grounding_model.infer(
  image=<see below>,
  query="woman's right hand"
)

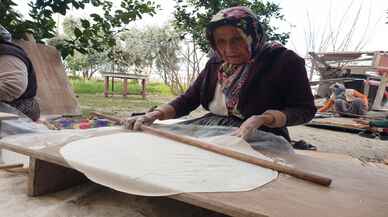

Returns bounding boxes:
[122,111,162,131]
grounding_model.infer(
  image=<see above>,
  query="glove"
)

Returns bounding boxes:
[123,111,162,131]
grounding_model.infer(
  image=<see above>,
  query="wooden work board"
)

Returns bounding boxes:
[14,39,81,116]
[1,133,388,217]
[306,117,369,133]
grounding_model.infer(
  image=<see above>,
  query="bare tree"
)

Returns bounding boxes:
[303,0,379,81]
[152,27,207,95]
[179,39,207,89]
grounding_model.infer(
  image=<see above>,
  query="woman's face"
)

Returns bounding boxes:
[213,26,250,64]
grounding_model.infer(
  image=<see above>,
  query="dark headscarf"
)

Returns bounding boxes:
[206,6,266,60]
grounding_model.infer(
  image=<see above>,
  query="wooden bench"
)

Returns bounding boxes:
[102,73,148,98]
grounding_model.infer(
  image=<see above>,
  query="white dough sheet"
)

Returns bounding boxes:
[60,132,278,196]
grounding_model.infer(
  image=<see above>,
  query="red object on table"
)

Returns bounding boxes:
[79,122,91,129]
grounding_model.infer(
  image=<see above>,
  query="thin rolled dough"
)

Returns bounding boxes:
[60,132,277,196]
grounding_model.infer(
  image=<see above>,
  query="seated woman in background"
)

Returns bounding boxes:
[124,6,316,142]
[318,83,368,116]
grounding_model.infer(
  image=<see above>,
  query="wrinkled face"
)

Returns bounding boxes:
[213,26,250,64]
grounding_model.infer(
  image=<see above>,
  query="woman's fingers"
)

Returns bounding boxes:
[123,114,157,131]
[232,116,265,140]
[133,117,145,131]
[230,128,251,140]
[239,127,253,140]
[230,129,241,137]
[122,117,145,130]
[122,117,136,130]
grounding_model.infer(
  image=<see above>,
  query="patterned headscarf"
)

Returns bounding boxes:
[330,82,346,100]
[206,6,267,118]
[206,6,265,60]
[0,25,12,42]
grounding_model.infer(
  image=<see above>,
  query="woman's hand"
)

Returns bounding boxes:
[232,114,274,140]
[122,111,162,131]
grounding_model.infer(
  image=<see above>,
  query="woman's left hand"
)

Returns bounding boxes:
[231,115,271,140]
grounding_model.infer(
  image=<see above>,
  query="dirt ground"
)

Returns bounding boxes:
[289,125,388,162]
[0,169,226,217]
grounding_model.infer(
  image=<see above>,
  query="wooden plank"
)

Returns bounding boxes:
[309,77,363,85]
[372,72,388,110]
[174,152,388,217]
[15,40,81,116]
[305,117,369,133]
[0,163,23,169]
[102,73,148,79]
[309,52,330,68]
[28,157,87,196]
[1,139,388,217]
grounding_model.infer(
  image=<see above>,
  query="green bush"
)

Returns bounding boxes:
[69,78,173,96]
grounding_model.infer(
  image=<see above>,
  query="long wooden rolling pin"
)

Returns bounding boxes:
[0,163,24,170]
[91,111,332,186]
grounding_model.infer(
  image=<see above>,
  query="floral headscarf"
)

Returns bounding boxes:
[330,83,346,100]
[206,6,268,118]
[206,6,265,60]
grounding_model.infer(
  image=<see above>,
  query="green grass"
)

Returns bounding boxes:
[76,93,207,119]
[69,78,172,96]
[68,78,207,119]
[77,94,174,117]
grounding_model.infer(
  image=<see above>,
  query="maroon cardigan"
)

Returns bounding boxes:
[169,47,316,140]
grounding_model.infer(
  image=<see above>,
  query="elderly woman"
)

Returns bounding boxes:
[125,6,316,141]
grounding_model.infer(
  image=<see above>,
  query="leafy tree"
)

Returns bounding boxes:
[173,0,290,53]
[114,28,155,74]
[148,26,183,94]
[64,50,108,79]
[47,16,108,79]
[115,25,201,95]
[0,0,34,39]
[1,0,158,58]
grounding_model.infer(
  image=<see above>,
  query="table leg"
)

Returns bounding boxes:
[123,78,128,97]
[141,79,147,99]
[104,76,109,97]
[27,158,87,196]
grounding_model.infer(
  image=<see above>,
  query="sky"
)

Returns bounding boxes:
[273,0,388,56]
[13,0,388,57]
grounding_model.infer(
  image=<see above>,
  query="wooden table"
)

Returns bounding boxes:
[102,73,148,98]
[1,131,388,217]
